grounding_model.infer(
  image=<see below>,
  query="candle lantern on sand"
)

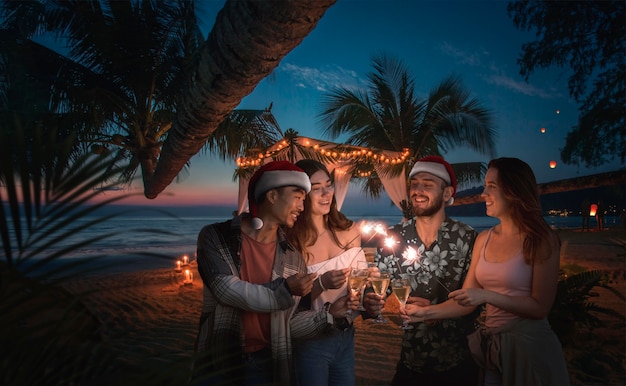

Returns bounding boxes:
[183,269,193,286]
[175,260,182,272]
[182,254,189,266]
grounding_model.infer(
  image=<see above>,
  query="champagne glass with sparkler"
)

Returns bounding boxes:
[391,277,413,330]
[369,271,390,324]
[347,262,369,316]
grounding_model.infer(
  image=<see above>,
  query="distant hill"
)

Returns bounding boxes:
[449,184,625,217]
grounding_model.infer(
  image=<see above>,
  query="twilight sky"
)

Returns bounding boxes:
[106,0,623,212]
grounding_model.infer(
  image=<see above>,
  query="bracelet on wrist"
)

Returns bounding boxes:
[318,274,327,291]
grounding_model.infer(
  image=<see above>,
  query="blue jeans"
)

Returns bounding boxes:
[293,327,355,386]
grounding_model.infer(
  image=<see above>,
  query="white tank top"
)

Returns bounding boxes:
[307,247,366,311]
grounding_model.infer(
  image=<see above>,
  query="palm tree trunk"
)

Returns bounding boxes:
[144,0,336,198]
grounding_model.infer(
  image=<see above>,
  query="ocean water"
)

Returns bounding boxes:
[6,212,621,275]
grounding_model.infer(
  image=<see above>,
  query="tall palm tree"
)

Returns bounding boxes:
[318,54,497,198]
[1,0,205,187]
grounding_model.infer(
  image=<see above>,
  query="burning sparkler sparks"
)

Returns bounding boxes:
[316,220,389,271]
[404,245,451,293]
[382,236,451,293]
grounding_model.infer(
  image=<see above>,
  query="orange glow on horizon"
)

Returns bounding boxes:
[88,184,238,207]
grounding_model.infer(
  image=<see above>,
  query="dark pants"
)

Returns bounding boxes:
[242,347,273,385]
[390,359,479,386]
[193,347,273,386]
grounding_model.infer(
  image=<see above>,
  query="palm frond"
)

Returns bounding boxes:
[2,0,204,190]
[317,54,497,198]
[206,108,284,161]
[319,87,382,144]
[1,115,189,384]
[549,269,625,345]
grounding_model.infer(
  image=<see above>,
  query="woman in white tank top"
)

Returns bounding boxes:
[287,159,366,386]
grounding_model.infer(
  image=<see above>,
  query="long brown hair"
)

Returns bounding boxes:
[488,157,560,264]
[287,159,353,261]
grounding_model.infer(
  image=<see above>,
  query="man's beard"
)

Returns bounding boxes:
[412,194,444,217]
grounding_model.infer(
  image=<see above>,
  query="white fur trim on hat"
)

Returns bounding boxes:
[247,161,311,229]
[409,162,451,185]
[253,170,312,201]
[409,156,457,206]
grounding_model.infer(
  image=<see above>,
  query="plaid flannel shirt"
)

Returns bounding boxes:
[194,215,329,386]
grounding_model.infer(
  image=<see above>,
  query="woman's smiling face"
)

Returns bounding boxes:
[481,167,509,218]
[308,170,334,216]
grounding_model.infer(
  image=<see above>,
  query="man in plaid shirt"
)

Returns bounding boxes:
[193,161,321,386]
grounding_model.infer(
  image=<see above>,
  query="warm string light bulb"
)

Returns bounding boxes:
[236,138,410,171]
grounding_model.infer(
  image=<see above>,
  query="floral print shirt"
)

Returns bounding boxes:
[374,216,479,374]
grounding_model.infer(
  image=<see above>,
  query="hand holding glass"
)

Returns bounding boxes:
[347,266,369,317]
[392,278,413,330]
[369,271,390,324]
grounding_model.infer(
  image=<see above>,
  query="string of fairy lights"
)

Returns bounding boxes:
[235,137,411,177]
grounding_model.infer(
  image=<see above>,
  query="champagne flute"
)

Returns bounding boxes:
[364,249,376,265]
[392,277,413,330]
[364,261,379,309]
[347,265,369,317]
[369,271,390,324]
[354,260,370,311]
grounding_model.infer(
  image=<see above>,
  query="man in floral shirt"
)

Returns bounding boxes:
[364,156,480,385]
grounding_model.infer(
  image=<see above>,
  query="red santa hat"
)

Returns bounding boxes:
[409,155,457,205]
[248,161,311,229]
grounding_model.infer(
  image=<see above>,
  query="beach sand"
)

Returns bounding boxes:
[60,228,625,385]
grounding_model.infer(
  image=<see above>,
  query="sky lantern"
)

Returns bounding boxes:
[549,160,557,169]
[540,127,546,133]
[556,109,560,114]
[589,204,598,217]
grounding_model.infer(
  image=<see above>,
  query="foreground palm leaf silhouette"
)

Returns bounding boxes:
[550,269,625,344]
[549,269,626,385]
[0,123,190,385]
[0,124,123,384]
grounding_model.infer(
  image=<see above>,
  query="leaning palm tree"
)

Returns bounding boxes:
[318,54,497,198]
[1,1,303,195]
[145,0,336,198]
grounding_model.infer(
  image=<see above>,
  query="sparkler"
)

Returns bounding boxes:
[315,220,388,271]
[403,245,451,293]
[344,220,388,267]
[383,236,451,293]
[312,220,389,315]
[383,236,406,275]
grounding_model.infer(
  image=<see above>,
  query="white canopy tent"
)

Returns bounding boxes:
[236,135,409,215]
